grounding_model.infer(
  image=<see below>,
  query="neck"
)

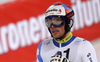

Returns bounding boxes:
[54,32,72,43]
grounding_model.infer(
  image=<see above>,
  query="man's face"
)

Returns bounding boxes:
[45,16,65,38]
[50,24,65,38]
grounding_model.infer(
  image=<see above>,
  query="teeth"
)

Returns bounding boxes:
[52,30,59,33]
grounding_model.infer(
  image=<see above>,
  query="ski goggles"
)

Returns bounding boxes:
[45,16,65,28]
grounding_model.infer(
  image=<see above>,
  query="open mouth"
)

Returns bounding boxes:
[52,30,59,33]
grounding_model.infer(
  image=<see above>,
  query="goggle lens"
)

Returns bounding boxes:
[45,16,64,28]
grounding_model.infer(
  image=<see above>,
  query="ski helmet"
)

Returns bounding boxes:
[45,3,74,39]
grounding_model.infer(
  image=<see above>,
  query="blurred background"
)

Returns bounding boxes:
[0,0,100,62]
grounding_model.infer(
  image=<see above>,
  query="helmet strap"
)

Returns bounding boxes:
[55,32,66,40]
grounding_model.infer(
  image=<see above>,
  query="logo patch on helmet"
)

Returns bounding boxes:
[45,5,66,17]
[58,9,62,12]
[66,10,74,19]
[46,9,58,13]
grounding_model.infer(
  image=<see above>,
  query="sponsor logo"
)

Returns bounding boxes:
[67,12,74,18]
[0,14,51,55]
[87,53,91,57]
[58,9,62,12]
[87,53,93,62]
[71,0,100,31]
[44,40,50,45]
[46,9,58,13]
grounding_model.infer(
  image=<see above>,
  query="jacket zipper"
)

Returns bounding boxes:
[59,43,61,51]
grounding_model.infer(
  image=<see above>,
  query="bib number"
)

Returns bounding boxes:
[64,48,70,59]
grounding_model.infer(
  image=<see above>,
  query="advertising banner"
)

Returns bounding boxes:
[0,0,100,62]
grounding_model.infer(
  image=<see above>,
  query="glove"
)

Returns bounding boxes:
[50,51,70,62]
[50,55,70,62]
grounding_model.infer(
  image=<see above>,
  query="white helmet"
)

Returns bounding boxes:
[45,3,74,39]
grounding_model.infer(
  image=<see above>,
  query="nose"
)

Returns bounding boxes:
[50,24,55,28]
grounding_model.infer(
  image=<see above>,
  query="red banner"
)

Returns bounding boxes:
[0,0,100,62]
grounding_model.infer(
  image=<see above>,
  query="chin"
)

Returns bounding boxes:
[53,36,59,39]
[52,35,60,39]
[53,36,58,38]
